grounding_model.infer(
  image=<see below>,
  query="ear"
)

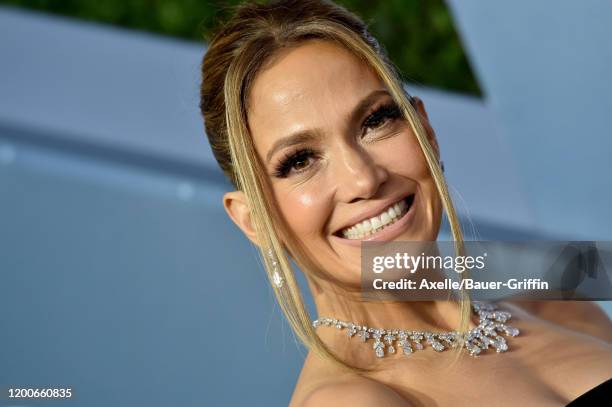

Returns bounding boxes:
[223,190,260,246]
[412,96,440,160]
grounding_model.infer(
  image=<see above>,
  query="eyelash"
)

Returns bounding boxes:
[272,102,402,178]
[273,148,319,178]
[362,102,402,136]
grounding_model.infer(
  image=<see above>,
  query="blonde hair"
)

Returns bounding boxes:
[200,0,469,373]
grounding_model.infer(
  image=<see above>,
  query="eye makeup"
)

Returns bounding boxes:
[273,147,319,178]
[361,100,402,137]
[272,100,404,179]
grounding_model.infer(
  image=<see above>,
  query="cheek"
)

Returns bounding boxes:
[376,130,431,178]
[275,188,331,239]
[378,130,442,235]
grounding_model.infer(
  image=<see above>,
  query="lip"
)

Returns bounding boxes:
[332,193,415,235]
[330,193,417,247]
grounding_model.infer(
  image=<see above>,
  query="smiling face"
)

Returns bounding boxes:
[245,39,442,284]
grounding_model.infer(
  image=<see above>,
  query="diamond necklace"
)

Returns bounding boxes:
[312,301,520,358]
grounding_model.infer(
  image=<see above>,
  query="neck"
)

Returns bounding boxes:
[312,286,466,332]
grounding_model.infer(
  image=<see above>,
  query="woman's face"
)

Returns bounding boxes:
[246,40,442,283]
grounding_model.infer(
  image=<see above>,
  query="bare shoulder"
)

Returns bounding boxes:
[505,300,612,342]
[297,376,410,407]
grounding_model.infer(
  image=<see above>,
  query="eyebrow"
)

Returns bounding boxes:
[265,88,391,163]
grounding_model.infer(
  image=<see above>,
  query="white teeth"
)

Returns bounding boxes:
[340,197,412,239]
[371,217,382,230]
[380,212,390,224]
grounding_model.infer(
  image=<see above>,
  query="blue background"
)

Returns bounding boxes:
[1,1,611,405]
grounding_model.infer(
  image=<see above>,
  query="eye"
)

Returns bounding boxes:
[362,102,402,137]
[273,148,318,178]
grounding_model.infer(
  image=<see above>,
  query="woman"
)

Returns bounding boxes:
[199,0,612,405]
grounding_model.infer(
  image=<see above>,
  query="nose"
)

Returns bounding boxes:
[333,144,388,203]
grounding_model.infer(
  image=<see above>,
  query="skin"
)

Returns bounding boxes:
[223,40,612,406]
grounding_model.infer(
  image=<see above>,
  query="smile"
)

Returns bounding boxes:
[337,194,415,240]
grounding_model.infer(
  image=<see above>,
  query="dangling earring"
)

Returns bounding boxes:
[439,160,445,173]
[267,248,284,288]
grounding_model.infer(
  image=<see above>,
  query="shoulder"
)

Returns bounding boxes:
[297,376,410,407]
[505,300,612,343]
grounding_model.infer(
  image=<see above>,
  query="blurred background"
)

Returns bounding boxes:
[1,1,611,406]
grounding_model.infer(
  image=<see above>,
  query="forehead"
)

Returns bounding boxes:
[247,40,384,148]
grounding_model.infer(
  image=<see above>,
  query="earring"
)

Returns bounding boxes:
[439,160,445,173]
[267,248,284,288]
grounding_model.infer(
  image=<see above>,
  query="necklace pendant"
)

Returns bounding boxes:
[399,340,413,355]
[373,340,385,358]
